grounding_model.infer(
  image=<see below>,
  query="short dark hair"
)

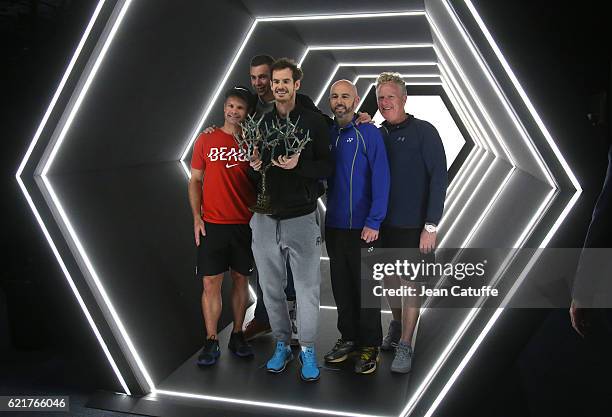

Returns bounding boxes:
[224,86,252,110]
[250,54,275,68]
[270,57,303,82]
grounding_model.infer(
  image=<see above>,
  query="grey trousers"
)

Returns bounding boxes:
[250,211,322,347]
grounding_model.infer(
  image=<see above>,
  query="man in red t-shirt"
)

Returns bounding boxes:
[188,87,256,366]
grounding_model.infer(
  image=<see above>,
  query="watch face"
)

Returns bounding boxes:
[425,225,437,233]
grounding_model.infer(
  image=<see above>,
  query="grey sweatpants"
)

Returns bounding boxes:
[250,211,322,347]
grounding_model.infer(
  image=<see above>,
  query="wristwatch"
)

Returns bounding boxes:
[424,223,438,233]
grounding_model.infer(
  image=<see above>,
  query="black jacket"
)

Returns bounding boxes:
[249,101,332,219]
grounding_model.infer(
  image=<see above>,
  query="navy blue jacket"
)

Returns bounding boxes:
[380,114,448,228]
[326,117,390,230]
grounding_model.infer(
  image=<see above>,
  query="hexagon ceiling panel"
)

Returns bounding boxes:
[17,0,581,416]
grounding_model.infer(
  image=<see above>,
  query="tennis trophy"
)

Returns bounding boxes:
[234,114,312,214]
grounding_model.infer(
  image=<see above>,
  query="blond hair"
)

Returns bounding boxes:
[376,72,407,96]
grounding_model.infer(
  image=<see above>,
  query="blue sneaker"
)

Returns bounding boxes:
[266,341,293,373]
[298,346,320,382]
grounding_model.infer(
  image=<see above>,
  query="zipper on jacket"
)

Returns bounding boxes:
[349,127,359,229]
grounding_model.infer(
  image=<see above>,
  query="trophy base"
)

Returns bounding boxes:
[249,194,274,215]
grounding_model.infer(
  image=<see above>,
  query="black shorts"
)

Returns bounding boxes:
[380,226,421,248]
[380,226,434,282]
[196,222,254,278]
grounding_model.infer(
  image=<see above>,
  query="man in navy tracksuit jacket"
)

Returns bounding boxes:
[375,72,448,374]
[323,80,390,374]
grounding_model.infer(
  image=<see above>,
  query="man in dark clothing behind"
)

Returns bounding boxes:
[249,58,332,382]
[376,72,448,374]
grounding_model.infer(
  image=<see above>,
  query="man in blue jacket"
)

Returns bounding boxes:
[376,72,448,374]
[324,79,390,374]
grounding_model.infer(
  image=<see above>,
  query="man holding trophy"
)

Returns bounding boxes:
[243,58,332,382]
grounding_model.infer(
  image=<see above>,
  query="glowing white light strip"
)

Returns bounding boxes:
[15,0,133,395]
[298,43,433,66]
[460,167,515,247]
[439,76,488,197]
[437,156,497,245]
[415,1,584,414]
[179,20,259,163]
[257,10,425,22]
[440,72,486,151]
[437,58,495,155]
[320,305,392,314]
[512,188,557,248]
[315,62,439,105]
[434,43,506,159]
[422,307,502,417]
[43,176,156,391]
[439,83,486,188]
[441,0,557,189]
[37,0,155,392]
[16,0,106,179]
[15,176,130,395]
[43,0,132,174]
[154,389,387,417]
[354,74,441,81]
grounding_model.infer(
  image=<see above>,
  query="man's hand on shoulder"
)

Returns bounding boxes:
[203,125,216,134]
[355,112,372,125]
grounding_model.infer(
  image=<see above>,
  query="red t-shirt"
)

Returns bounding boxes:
[191,129,255,224]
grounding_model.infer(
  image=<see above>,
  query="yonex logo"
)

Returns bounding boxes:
[346,137,354,143]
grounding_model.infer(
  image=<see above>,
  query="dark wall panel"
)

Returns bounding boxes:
[51,1,253,174]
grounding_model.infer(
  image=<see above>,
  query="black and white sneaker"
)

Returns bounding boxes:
[354,347,379,374]
[324,339,356,363]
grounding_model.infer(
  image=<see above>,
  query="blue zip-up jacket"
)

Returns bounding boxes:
[380,114,448,228]
[326,116,390,230]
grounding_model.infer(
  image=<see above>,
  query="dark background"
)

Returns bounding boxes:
[1,0,610,416]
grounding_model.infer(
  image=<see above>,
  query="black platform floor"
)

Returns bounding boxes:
[153,308,410,417]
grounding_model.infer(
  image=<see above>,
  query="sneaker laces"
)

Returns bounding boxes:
[333,338,345,350]
[301,346,318,367]
[272,341,287,359]
[395,343,412,360]
[360,347,376,361]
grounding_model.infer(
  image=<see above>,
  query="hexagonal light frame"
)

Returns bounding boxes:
[16,1,582,416]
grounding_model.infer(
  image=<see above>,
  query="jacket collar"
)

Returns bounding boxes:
[270,99,304,119]
[382,113,414,132]
[332,114,359,133]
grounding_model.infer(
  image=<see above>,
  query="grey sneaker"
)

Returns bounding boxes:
[381,320,401,351]
[288,299,299,346]
[390,341,413,373]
